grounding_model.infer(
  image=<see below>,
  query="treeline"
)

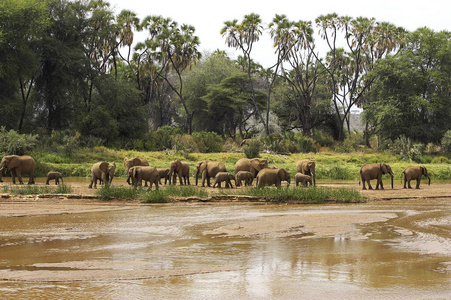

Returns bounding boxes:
[1,0,450,152]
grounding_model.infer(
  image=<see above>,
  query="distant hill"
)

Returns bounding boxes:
[349,113,364,132]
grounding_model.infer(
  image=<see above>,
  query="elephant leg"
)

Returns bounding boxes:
[367,180,373,190]
[416,178,421,189]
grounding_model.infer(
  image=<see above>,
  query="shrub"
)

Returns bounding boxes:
[192,131,223,153]
[0,127,38,156]
[243,139,262,158]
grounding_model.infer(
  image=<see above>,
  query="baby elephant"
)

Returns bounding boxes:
[46,171,63,185]
[213,172,235,188]
[236,171,254,187]
[295,173,312,187]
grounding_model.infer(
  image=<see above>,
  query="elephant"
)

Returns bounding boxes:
[169,160,190,185]
[157,168,170,185]
[124,157,149,185]
[132,166,160,190]
[297,159,316,186]
[88,161,111,189]
[403,166,431,189]
[256,168,290,188]
[234,157,268,178]
[195,159,227,187]
[295,173,312,187]
[0,155,36,184]
[107,162,116,184]
[46,171,63,185]
[359,163,394,190]
[212,172,236,188]
[236,170,254,187]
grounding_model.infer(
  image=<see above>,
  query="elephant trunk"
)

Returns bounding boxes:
[195,170,199,186]
[428,176,431,186]
[390,173,394,189]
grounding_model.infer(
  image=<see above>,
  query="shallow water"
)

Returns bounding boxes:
[1,199,451,299]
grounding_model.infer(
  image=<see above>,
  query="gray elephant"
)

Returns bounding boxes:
[234,157,268,178]
[132,166,160,190]
[403,166,431,189]
[195,160,226,187]
[359,163,394,190]
[0,155,36,184]
[88,161,111,189]
[213,172,236,188]
[124,157,149,185]
[46,171,63,185]
[256,168,290,188]
[169,160,190,185]
[297,159,316,186]
[295,173,312,187]
[157,168,170,185]
[236,170,254,187]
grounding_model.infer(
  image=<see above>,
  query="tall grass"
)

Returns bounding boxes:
[238,186,366,204]
[5,184,73,195]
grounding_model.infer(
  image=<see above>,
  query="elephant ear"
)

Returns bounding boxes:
[8,156,20,169]
[199,161,207,172]
[99,162,109,173]
[250,160,261,171]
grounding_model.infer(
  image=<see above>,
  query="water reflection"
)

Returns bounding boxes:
[0,201,451,298]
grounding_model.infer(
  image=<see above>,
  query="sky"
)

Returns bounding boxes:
[110,0,451,68]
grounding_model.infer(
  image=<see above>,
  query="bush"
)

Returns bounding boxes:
[0,127,38,156]
[192,131,223,153]
[441,130,451,153]
[243,139,262,158]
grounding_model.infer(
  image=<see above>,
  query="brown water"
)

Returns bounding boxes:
[1,199,451,299]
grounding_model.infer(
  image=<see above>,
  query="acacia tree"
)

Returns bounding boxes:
[269,15,322,137]
[221,13,269,135]
[315,14,406,140]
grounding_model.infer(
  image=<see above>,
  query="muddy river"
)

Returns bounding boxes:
[1,181,451,298]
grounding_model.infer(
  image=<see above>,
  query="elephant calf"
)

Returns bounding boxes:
[236,171,253,187]
[295,173,312,187]
[46,171,63,185]
[213,172,235,188]
[157,168,170,185]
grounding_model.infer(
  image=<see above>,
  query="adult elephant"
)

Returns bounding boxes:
[234,158,268,178]
[297,159,316,186]
[132,166,160,190]
[0,155,36,184]
[195,159,226,187]
[124,157,149,185]
[403,166,430,189]
[89,161,110,189]
[256,168,290,188]
[359,163,394,190]
[169,160,190,185]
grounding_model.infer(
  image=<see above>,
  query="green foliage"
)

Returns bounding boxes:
[5,184,72,195]
[261,132,316,154]
[335,132,364,153]
[192,132,223,153]
[240,187,366,204]
[441,130,451,154]
[243,139,262,158]
[0,127,38,156]
[388,135,424,162]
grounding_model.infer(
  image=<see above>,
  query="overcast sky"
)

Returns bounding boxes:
[110,0,451,67]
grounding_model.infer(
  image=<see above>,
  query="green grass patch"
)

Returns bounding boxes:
[236,186,366,204]
[6,184,72,195]
[96,185,142,201]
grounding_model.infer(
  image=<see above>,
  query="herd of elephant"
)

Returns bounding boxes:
[0,155,432,190]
